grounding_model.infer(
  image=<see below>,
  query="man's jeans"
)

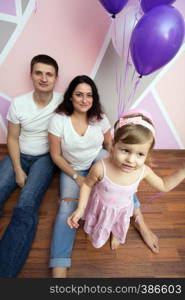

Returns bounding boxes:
[0,153,56,277]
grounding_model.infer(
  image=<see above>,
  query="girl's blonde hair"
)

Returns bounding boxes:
[114,113,155,150]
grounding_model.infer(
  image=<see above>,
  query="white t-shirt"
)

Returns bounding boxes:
[7,91,62,155]
[48,113,111,170]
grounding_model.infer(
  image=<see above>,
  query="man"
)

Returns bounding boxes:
[0,54,61,277]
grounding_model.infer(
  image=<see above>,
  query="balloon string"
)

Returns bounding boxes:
[126,76,141,109]
[119,4,142,115]
[142,192,165,211]
[113,22,120,116]
[124,6,143,110]
[34,0,37,13]
[123,15,130,110]
[114,21,121,117]
[118,14,132,115]
[119,16,128,114]
[115,1,143,116]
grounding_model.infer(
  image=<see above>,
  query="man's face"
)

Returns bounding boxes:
[31,62,58,93]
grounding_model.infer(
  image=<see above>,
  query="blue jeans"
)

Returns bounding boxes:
[0,153,56,277]
[49,150,140,268]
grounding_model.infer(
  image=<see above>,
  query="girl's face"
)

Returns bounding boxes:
[71,83,93,114]
[112,140,152,173]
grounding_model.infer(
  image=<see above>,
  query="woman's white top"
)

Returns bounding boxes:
[48,113,111,170]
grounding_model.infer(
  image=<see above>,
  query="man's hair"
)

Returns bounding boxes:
[30,54,59,76]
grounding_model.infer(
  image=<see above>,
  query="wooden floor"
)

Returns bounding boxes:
[0,146,185,278]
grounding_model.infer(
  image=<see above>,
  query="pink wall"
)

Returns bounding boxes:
[0,0,185,148]
[0,0,110,143]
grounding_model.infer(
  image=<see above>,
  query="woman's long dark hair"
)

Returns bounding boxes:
[56,75,104,120]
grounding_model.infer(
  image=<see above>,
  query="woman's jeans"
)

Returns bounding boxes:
[0,153,56,278]
[49,150,140,268]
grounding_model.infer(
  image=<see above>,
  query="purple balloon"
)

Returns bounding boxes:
[141,0,176,13]
[130,5,185,76]
[99,0,129,18]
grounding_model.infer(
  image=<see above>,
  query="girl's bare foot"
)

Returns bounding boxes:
[111,234,120,250]
[131,212,159,254]
[52,267,67,278]
[140,226,159,254]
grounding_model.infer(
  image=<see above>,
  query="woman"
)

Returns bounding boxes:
[48,75,159,278]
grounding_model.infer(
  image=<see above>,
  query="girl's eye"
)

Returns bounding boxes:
[138,153,144,157]
[121,149,129,153]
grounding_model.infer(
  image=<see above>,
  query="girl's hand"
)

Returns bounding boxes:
[67,208,84,229]
[75,175,85,187]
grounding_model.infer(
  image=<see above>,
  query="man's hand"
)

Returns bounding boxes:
[15,169,27,188]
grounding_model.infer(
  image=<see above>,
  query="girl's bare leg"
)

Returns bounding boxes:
[131,208,159,254]
[110,234,120,250]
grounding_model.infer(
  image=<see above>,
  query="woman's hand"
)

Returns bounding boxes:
[15,168,27,188]
[75,175,85,187]
[67,208,84,229]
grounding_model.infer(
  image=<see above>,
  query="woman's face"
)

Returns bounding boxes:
[71,83,93,114]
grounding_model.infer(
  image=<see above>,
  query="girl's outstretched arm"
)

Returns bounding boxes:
[144,163,185,192]
[67,161,103,228]
[67,182,92,229]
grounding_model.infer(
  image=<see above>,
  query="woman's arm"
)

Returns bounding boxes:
[67,162,103,228]
[49,132,84,186]
[144,164,185,192]
[103,129,112,152]
[7,121,27,187]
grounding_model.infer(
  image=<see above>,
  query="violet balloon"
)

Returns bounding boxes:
[99,0,129,18]
[130,5,185,76]
[141,0,176,13]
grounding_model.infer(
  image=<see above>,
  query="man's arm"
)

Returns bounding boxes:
[7,121,27,187]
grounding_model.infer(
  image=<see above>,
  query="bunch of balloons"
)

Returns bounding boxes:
[99,0,185,76]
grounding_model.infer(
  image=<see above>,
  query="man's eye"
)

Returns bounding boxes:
[47,73,54,77]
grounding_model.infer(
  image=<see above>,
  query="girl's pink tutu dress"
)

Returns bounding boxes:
[84,160,145,248]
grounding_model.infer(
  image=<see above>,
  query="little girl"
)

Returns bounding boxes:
[67,110,185,250]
